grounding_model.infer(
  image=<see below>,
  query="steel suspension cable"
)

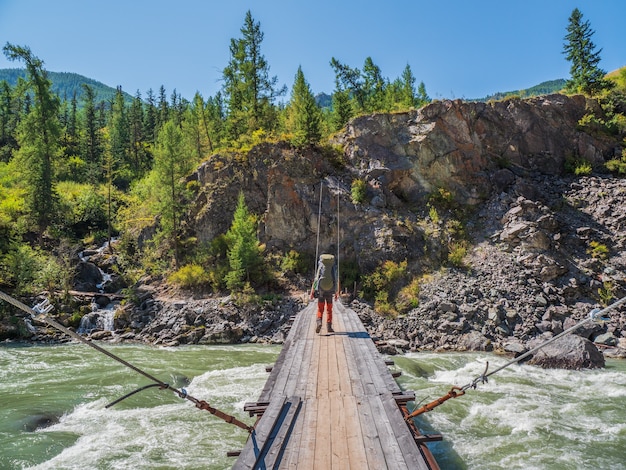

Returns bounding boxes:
[0,290,252,432]
[310,181,324,299]
[336,188,340,296]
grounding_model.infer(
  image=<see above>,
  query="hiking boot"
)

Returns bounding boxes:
[316,319,322,334]
[327,322,334,333]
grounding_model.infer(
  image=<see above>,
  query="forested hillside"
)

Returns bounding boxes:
[0,68,133,105]
[474,78,567,102]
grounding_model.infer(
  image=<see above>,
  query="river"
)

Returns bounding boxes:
[1,342,624,469]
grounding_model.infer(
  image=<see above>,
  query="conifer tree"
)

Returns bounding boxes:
[143,88,158,144]
[183,92,214,160]
[128,91,147,178]
[222,10,286,140]
[225,192,264,291]
[0,80,19,162]
[80,84,102,182]
[563,8,611,96]
[157,85,169,129]
[416,81,431,108]
[398,64,417,109]
[330,57,365,110]
[362,57,387,112]
[3,43,60,233]
[109,87,130,186]
[288,66,321,147]
[330,89,353,132]
[153,119,192,267]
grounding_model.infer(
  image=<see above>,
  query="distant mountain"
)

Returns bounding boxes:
[0,68,134,104]
[473,79,567,102]
[315,92,332,109]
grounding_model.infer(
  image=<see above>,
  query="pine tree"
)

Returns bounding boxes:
[222,10,286,140]
[3,43,60,233]
[330,57,365,110]
[288,66,321,147]
[563,8,611,96]
[225,192,264,291]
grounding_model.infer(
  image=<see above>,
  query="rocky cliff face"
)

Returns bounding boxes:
[187,94,617,274]
[174,93,625,365]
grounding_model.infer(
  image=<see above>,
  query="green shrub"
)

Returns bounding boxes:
[396,278,420,313]
[428,205,440,224]
[587,240,609,260]
[565,156,593,176]
[447,241,468,267]
[169,264,209,288]
[280,250,307,274]
[577,113,608,134]
[605,150,626,175]
[1,244,37,294]
[351,179,367,204]
[598,281,614,306]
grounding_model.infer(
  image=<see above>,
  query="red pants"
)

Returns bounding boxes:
[317,291,333,323]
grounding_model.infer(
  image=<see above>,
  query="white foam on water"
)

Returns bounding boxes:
[24,364,265,469]
[400,352,626,470]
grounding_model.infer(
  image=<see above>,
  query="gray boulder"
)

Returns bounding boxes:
[528,335,605,369]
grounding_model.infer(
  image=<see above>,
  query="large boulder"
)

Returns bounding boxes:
[527,334,605,369]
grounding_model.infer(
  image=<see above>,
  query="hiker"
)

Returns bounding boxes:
[311,253,338,333]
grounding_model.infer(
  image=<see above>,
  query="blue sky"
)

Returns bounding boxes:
[0,0,624,101]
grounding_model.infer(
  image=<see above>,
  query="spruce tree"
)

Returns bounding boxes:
[398,64,417,109]
[0,80,18,162]
[330,89,353,132]
[416,81,431,108]
[563,8,610,96]
[128,91,147,178]
[225,192,264,291]
[288,66,321,147]
[3,43,60,233]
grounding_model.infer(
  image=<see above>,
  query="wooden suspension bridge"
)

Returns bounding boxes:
[232,300,441,469]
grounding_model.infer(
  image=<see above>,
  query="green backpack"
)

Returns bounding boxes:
[317,254,335,291]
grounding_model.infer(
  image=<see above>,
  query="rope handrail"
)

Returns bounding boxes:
[406,295,626,420]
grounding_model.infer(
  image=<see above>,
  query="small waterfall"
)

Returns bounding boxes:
[77,302,117,334]
[76,238,120,335]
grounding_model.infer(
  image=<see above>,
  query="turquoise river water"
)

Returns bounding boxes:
[1,342,625,469]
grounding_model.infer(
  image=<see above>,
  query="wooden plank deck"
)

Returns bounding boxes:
[234,301,440,470]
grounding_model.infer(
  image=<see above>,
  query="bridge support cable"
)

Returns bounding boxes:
[406,295,626,420]
[0,289,252,433]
